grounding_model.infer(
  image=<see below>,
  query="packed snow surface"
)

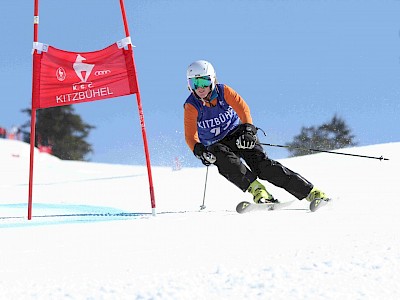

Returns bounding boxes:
[0,138,399,299]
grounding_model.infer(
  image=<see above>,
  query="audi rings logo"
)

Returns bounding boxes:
[95,70,111,76]
[56,67,66,81]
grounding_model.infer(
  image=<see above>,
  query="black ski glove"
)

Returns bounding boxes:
[235,123,258,149]
[193,143,216,166]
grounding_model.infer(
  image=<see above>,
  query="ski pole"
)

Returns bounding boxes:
[259,142,389,161]
[200,166,209,210]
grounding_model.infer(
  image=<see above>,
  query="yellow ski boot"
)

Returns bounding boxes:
[306,187,329,202]
[248,180,276,204]
[306,187,330,212]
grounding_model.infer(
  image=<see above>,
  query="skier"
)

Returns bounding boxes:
[183,60,329,205]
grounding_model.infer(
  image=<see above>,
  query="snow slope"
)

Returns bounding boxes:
[0,138,399,299]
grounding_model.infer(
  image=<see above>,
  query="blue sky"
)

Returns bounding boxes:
[1,0,399,167]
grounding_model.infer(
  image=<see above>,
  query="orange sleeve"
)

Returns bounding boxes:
[223,85,252,124]
[184,103,200,151]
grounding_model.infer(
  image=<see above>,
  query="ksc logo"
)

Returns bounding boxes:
[56,67,66,81]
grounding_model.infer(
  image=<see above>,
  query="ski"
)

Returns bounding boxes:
[309,198,331,212]
[236,200,295,214]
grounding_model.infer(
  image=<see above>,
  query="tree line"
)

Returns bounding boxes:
[21,106,94,161]
[285,114,356,157]
[21,107,356,161]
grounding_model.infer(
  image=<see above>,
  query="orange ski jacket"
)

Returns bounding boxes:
[184,84,253,151]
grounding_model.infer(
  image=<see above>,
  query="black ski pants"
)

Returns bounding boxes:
[207,133,313,200]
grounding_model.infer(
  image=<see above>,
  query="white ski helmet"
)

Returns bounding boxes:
[186,60,217,93]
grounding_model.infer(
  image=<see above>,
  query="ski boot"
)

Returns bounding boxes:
[248,180,277,204]
[306,187,329,202]
[306,187,330,212]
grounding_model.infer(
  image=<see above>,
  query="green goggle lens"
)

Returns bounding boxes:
[188,76,212,90]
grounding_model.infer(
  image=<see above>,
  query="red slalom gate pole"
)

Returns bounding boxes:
[28,0,40,220]
[119,0,156,215]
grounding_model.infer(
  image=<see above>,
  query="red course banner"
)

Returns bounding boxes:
[32,42,138,109]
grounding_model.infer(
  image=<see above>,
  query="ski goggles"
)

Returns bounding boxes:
[188,76,212,90]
